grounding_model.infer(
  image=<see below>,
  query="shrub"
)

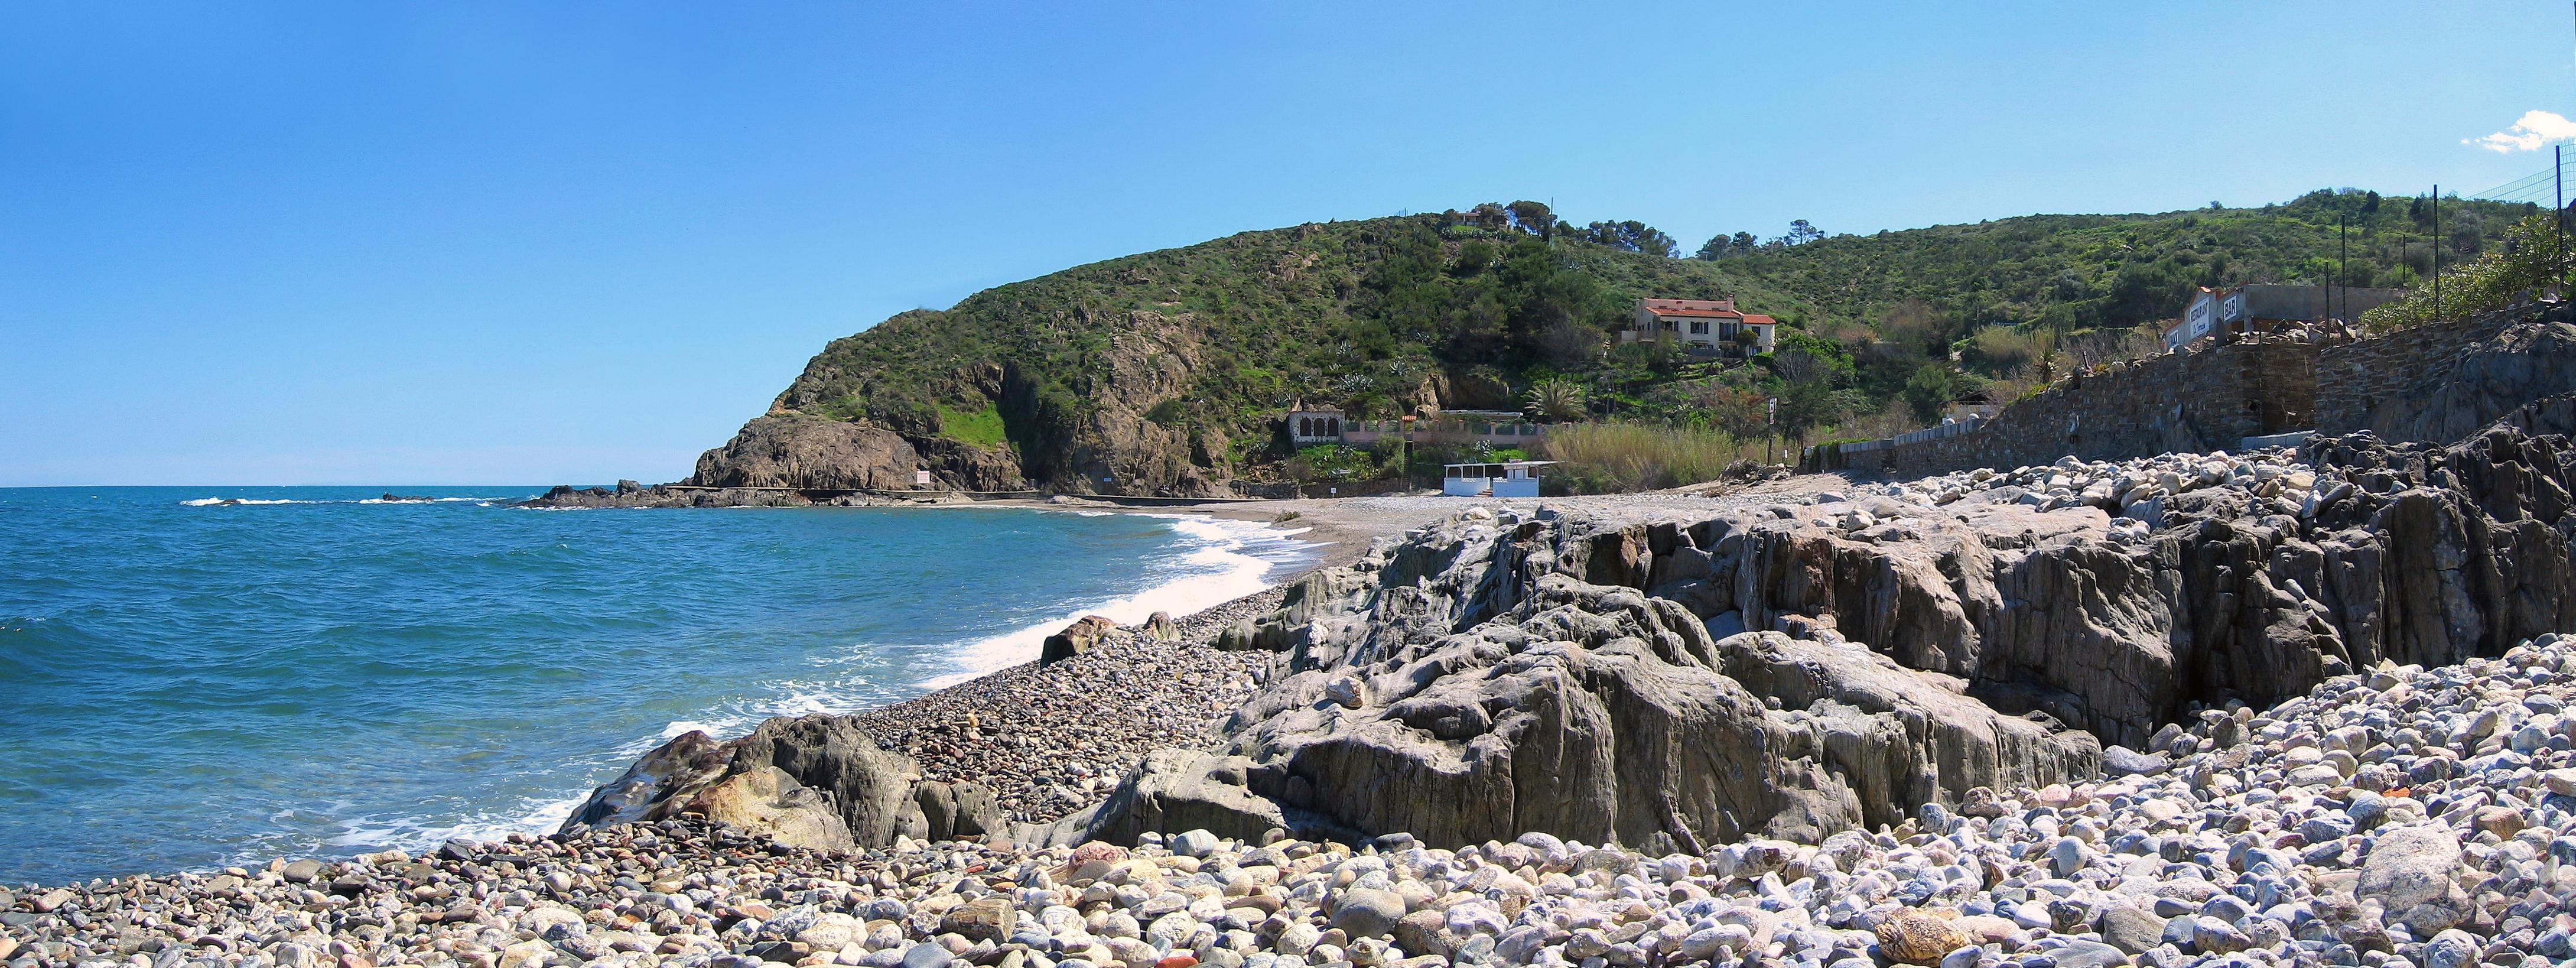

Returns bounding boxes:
[2360,213,2562,333]
[1533,422,1748,493]
[937,402,1009,448]
[1283,444,1383,483]
[1523,376,1588,421]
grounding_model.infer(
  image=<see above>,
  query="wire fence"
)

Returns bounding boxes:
[2470,151,2576,206]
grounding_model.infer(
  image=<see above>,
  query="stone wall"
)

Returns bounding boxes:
[1831,336,2318,476]
[1827,301,2575,479]
[2314,301,2576,444]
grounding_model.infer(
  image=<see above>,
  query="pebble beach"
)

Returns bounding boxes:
[14,626,2576,968]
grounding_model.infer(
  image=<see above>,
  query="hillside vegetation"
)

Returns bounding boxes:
[717,191,2546,495]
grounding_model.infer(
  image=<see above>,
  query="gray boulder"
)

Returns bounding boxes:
[2357,824,2470,933]
[560,714,921,850]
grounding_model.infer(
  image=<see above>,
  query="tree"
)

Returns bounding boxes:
[1785,219,1824,245]
[1570,220,1679,257]
[1900,362,1973,425]
[1523,377,1588,421]
[1505,200,1556,238]
[1768,334,1861,443]
[1694,383,1771,440]
[1695,230,1764,260]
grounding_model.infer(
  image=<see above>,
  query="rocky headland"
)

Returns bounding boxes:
[16,311,2576,968]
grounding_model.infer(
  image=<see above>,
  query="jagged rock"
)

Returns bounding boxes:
[909,780,1004,843]
[1143,611,1179,641]
[1036,748,1302,847]
[729,716,922,846]
[562,730,733,829]
[560,714,921,849]
[1710,630,2100,831]
[689,415,1024,492]
[2340,316,2576,446]
[1039,615,1117,665]
[682,765,855,852]
[1053,405,2575,853]
[1201,541,2094,850]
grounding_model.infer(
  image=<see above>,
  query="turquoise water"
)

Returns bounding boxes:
[0,488,1315,885]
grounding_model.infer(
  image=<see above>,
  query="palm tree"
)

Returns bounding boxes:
[1523,378,1587,422]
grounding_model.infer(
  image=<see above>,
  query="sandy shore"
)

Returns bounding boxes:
[1026,475,1838,571]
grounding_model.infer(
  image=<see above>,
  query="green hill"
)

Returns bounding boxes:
[702,192,2545,495]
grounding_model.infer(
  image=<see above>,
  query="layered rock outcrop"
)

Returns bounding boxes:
[1057,504,2106,852]
[1055,401,2576,852]
[2319,306,2576,446]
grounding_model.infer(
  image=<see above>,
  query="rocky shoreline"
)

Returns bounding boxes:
[14,632,2576,968]
[15,386,2576,968]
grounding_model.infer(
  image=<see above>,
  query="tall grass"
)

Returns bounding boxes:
[1533,422,1749,493]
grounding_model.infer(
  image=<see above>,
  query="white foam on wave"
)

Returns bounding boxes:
[186,496,508,507]
[914,513,1322,690]
[324,791,596,855]
[324,509,1323,856]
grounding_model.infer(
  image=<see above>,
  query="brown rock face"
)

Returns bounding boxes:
[560,714,928,850]
[1040,615,1118,665]
[682,766,856,852]
[689,415,1024,492]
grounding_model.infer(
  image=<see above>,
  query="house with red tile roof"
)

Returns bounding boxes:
[1618,298,1778,356]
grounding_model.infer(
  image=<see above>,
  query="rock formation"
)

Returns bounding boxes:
[688,415,1026,493]
[1052,504,2102,852]
[560,714,1003,849]
[1056,397,2576,852]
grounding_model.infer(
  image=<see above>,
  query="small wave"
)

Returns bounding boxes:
[186,496,508,507]
[914,514,1320,690]
[324,791,594,855]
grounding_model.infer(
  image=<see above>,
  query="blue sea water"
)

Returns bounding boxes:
[0,487,1316,885]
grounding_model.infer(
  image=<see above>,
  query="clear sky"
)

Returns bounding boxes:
[5,2,2571,486]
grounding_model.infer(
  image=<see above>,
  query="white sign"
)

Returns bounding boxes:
[915,469,932,486]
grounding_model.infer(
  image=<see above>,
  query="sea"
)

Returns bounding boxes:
[0,487,1319,886]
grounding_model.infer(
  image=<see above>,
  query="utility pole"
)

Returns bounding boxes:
[2558,144,2567,290]
[2339,216,2349,320]
[2432,184,2441,321]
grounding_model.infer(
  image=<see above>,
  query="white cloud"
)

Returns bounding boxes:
[2467,110,2576,152]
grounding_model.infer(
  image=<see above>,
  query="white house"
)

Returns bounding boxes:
[1619,298,1778,356]
[1286,408,1345,446]
[2166,284,2408,351]
[1442,460,1553,498]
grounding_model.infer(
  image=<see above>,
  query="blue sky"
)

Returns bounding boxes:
[5,2,2571,486]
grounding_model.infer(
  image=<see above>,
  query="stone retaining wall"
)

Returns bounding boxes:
[2314,301,2576,443]
[1822,336,2317,476]
[1827,301,2574,479]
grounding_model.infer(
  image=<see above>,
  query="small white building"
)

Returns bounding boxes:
[1442,460,1554,498]
[1619,298,1778,356]
[1286,408,1345,446]
[2165,284,2408,351]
